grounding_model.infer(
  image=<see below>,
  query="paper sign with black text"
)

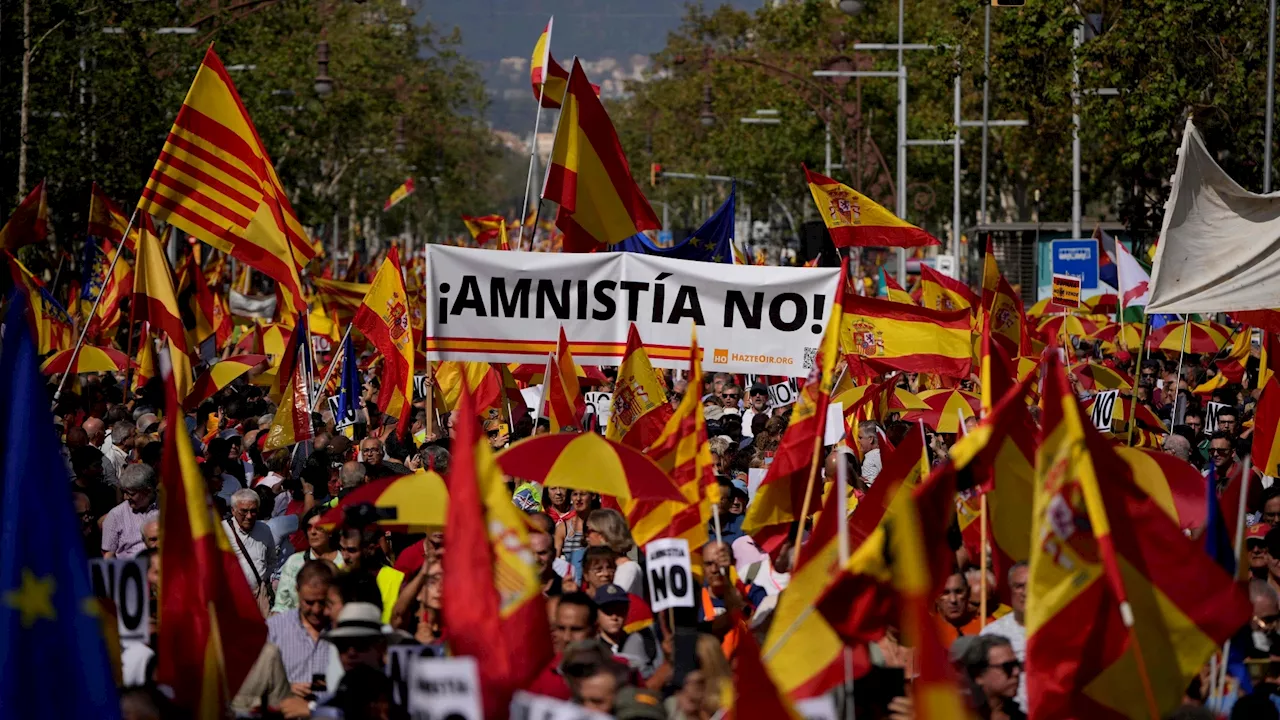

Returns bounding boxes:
[1206,401,1229,434]
[413,374,430,402]
[386,645,442,707]
[747,375,801,406]
[645,538,695,613]
[425,245,841,375]
[327,395,356,429]
[88,557,150,642]
[1091,390,1119,433]
[407,656,482,720]
[1051,274,1082,309]
[509,690,612,720]
[583,391,613,435]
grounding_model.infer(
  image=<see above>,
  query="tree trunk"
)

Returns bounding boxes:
[18,0,32,197]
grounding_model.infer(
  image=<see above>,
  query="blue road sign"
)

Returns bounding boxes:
[1050,239,1098,289]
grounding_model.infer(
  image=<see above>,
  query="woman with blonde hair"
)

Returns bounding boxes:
[665,633,731,720]
[585,508,641,595]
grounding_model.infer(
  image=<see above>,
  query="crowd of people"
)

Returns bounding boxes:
[45,310,1280,720]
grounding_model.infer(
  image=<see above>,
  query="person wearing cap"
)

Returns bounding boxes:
[321,602,390,675]
[1249,524,1273,580]
[741,386,770,439]
[709,477,747,545]
[594,584,631,653]
[613,686,666,720]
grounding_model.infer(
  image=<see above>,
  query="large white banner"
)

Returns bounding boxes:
[425,245,841,376]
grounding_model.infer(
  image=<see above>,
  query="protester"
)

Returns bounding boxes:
[956,635,1026,720]
[225,488,277,608]
[101,464,159,558]
[338,524,405,624]
[980,562,1029,712]
[594,584,631,653]
[936,571,985,646]
[857,421,883,484]
[266,560,336,690]
[274,506,345,613]
[586,508,642,595]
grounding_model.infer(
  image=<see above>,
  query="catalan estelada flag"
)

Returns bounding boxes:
[383,177,415,211]
[441,382,551,715]
[545,327,586,431]
[840,292,971,378]
[802,165,938,248]
[529,17,599,109]
[626,330,715,549]
[542,59,660,252]
[133,225,193,399]
[354,247,414,434]
[0,179,48,251]
[138,46,312,314]
[1027,352,1251,719]
[607,323,673,450]
[462,214,506,245]
[744,261,846,535]
[917,264,977,314]
[156,342,267,719]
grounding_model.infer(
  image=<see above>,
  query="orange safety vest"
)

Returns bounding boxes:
[700,587,746,660]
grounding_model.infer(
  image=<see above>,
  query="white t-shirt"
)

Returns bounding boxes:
[614,559,643,596]
[979,613,1027,712]
[224,519,277,592]
[862,448,883,485]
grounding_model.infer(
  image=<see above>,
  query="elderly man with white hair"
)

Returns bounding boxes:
[101,464,159,558]
[224,488,277,595]
[1162,433,1192,463]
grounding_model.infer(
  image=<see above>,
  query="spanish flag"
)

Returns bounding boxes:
[744,261,846,535]
[542,59,661,252]
[979,237,1030,357]
[1026,352,1250,718]
[917,264,976,314]
[607,323,673,450]
[87,182,140,251]
[4,250,72,355]
[545,327,586,431]
[312,277,371,324]
[383,177,415,211]
[626,331,715,549]
[1215,327,1252,385]
[802,165,938,248]
[138,47,311,314]
[434,361,504,418]
[762,427,925,700]
[497,218,511,251]
[441,382,552,716]
[1252,332,1280,476]
[263,344,314,452]
[529,17,599,109]
[877,267,913,304]
[722,617,802,720]
[80,237,134,345]
[155,343,267,720]
[179,248,230,353]
[840,293,971,378]
[0,179,48,251]
[353,246,415,433]
[133,224,193,403]
[462,214,506,245]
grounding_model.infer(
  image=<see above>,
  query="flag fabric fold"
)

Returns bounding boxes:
[614,186,735,263]
[802,165,938,248]
[841,292,972,378]
[545,327,587,431]
[918,264,977,314]
[529,18,600,109]
[383,178,415,211]
[607,323,674,449]
[132,224,193,402]
[542,59,660,251]
[462,215,507,245]
[0,180,48,251]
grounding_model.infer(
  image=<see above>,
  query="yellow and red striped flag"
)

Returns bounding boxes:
[626,330,716,549]
[917,264,977,315]
[878,267,913,304]
[0,179,48,251]
[434,361,505,418]
[178,248,230,353]
[462,214,506,245]
[155,342,267,720]
[353,247,415,434]
[1026,352,1250,718]
[497,218,511,251]
[312,277,371,324]
[4,250,72,355]
[840,292,971,378]
[802,165,938,248]
[542,59,660,252]
[529,17,599,109]
[1252,331,1280,476]
[545,327,586,431]
[744,261,846,535]
[133,224,193,402]
[607,323,673,450]
[137,47,312,314]
[383,177,415,211]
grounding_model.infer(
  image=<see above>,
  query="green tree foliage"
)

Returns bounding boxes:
[0,0,501,263]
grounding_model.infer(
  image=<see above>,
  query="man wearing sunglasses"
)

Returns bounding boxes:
[957,635,1025,720]
[719,383,742,411]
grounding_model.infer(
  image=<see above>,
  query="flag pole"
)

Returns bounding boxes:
[979,495,989,628]
[1125,314,1151,447]
[525,57,573,252]
[790,415,826,570]
[518,17,555,251]
[1173,315,1190,403]
[311,323,355,412]
[535,352,554,425]
[835,445,856,713]
[55,208,139,402]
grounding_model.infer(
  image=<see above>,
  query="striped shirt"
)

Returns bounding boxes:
[101,501,158,558]
[266,610,334,684]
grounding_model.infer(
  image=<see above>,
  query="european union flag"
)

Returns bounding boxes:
[0,295,121,718]
[614,184,735,263]
[1203,464,1236,577]
[336,330,360,427]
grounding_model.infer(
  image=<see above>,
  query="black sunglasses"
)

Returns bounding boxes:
[988,659,1021,675]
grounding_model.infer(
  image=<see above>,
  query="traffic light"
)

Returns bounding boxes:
[992,0,1025,5]
[650,163,662,187]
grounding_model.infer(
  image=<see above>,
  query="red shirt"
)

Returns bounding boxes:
[394,539,428,576]
[524,655,572,700]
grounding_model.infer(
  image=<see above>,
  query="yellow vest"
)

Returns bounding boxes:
[375,566,405,625]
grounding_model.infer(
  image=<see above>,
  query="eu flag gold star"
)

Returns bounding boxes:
[712,254,724,263]
[4,569,56,628]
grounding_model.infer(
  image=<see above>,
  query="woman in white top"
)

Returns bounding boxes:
[585,508,642,596]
